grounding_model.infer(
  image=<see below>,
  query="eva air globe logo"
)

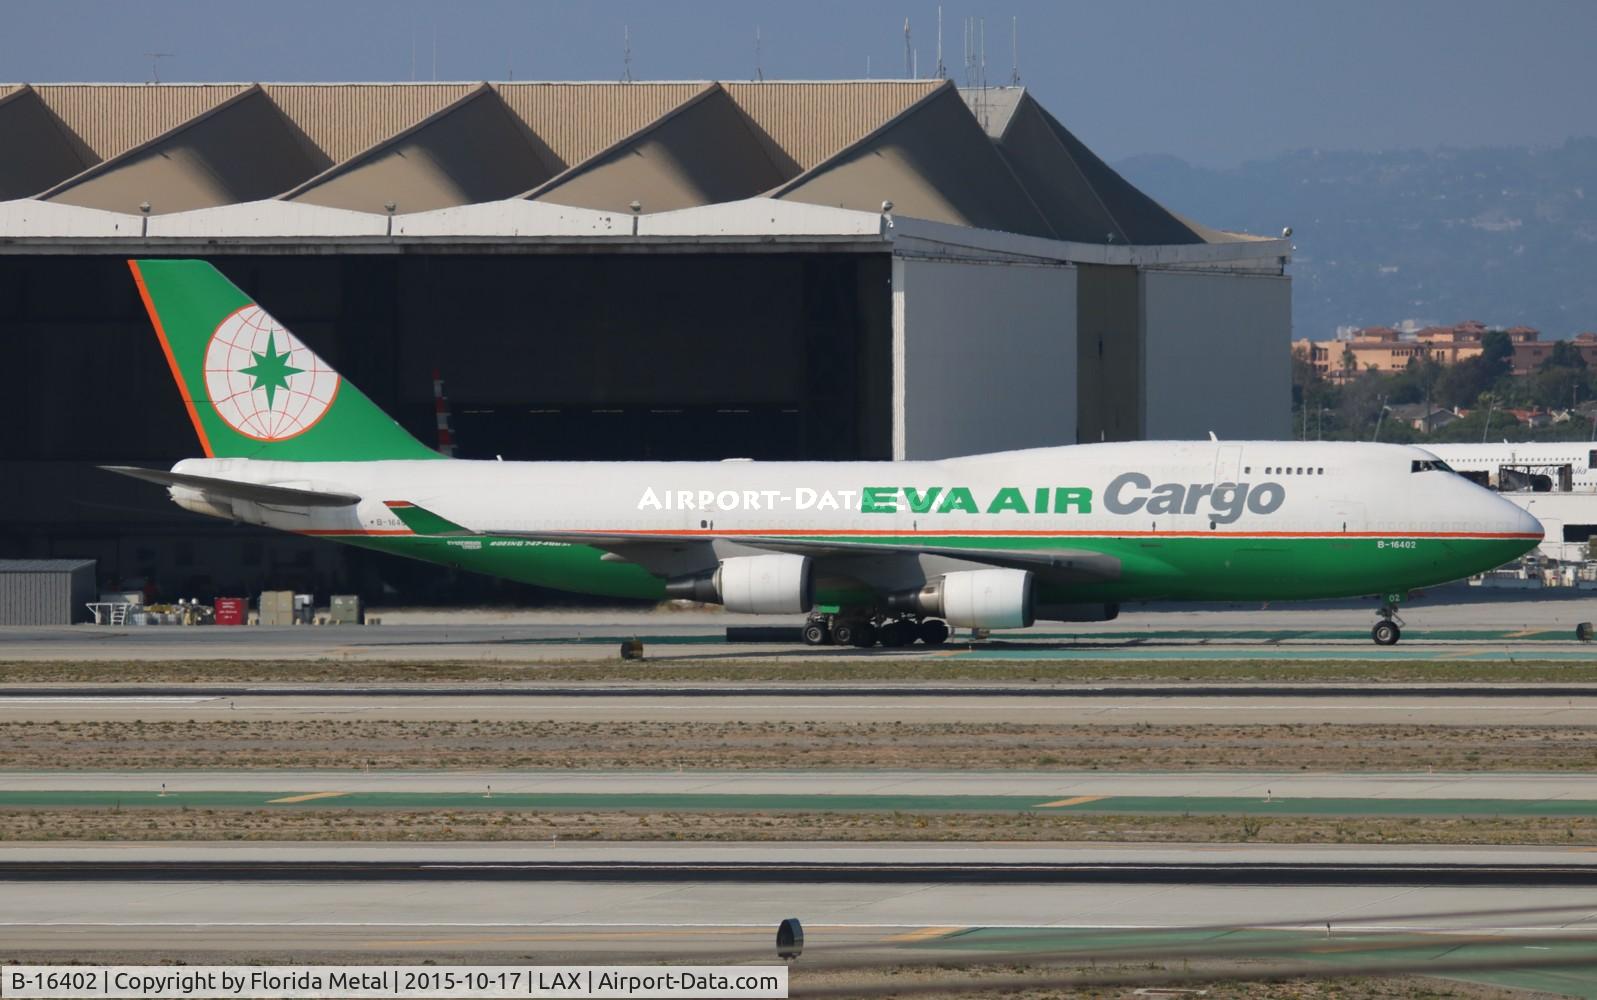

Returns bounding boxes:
[203,305,340,440]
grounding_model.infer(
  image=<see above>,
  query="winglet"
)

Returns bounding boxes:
[383,500,473,536]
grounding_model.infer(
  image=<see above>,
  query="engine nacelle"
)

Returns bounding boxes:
[889,568,1035,629]
[666,554,813,614]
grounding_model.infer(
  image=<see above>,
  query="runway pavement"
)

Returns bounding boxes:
[7,598,1596,989]
[7,591,1597,662]
[3,770,1592,823]
[5,769,1590,799]
[3,844,1594,963]
[4,686,1597,725]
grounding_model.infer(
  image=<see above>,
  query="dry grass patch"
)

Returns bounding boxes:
[2,719,1593,771]
[3,808,1591,846]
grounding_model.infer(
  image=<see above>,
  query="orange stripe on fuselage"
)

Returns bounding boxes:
[490,527,1543,540]
[292,528,1540,541]
[128,260,213,458]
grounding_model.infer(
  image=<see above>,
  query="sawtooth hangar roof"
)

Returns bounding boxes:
[0,79,1257,246]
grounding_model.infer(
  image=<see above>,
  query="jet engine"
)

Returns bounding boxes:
[665,554,813,614]
[888,568,1035,629]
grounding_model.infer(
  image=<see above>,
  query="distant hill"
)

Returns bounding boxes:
[1115,139,1597,340]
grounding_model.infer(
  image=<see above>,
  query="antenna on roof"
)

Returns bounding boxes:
[144,52,174,85]
[622,24,633,83]
[970,17,983,91]
[755,26,763,82]
[963,17,988,130]
[935,6,945,79]
[903,18,911,78]
[1010,16,1020,86]
[962,17,970,88]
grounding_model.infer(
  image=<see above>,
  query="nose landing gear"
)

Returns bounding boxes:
[1372,597,1405,645]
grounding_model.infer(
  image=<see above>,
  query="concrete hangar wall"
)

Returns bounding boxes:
[891,240,1290,458]
[0,80,1292,603]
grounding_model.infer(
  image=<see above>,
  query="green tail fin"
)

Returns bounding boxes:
[129,259,442,462]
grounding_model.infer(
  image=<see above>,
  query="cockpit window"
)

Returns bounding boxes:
[1411,459,1453,473]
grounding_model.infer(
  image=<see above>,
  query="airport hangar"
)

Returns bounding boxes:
[0,79,1292,602]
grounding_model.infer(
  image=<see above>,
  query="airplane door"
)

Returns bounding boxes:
[1214,445,1243,484]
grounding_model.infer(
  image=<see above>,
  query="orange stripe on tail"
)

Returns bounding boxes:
[128,259,213,458]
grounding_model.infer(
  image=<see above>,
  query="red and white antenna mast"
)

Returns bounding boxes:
[432,369,456,457]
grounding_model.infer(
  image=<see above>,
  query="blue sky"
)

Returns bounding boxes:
[5,0,1594,165]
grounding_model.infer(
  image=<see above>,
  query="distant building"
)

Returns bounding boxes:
[1512,332,1597,374]
[1386,403,1459,433]
[1291,321,1597,380]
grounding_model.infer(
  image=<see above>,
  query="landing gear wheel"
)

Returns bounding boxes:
[918,619,950,646]
[848,623,878,648]
[830,620,862,647]
[879,620,914,648]
[802,622,830,646]
[1372,620,1401,646]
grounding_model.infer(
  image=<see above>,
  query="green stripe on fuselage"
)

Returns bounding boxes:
[328,532,1529,604]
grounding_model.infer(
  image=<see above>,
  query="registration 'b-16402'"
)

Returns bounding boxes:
[108,260,1541,647]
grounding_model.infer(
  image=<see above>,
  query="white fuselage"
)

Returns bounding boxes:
[172,440,1535,543]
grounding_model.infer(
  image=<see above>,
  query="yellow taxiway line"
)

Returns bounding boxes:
[1035,795,1106,809]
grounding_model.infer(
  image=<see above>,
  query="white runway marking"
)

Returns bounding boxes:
[0,697,220,704]
[1,920,1589,933]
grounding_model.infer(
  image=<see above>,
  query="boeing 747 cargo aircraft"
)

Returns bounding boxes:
[108,260,1541,646]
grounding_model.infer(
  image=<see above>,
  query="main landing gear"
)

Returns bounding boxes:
[1372,598,1405,646]
[803,611,950,648]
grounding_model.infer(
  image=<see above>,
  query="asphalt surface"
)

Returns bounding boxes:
[4,845,1594,961]
[8,593,1597,661]
[6,599,1595,982]
[9,859,1597,886]
[5,686,1597,726]
[3,768,1592,802]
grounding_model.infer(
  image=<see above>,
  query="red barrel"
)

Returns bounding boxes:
[213,597,247,626]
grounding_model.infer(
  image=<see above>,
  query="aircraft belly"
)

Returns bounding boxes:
[337,534,666,601]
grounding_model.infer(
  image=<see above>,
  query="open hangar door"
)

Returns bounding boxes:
[891,255,1077,459]
[0,251,892,602]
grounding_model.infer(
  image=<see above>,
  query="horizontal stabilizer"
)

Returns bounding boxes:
[100,466,361,508]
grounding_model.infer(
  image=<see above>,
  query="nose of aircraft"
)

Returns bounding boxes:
[1511,500,1544,543]
[1478,487,1543,550]
[1455,477,1542,561]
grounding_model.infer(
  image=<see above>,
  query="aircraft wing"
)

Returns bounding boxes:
[694,534,1121,580]
[381,502,1119,582]
[511,531,1117,581]
[102,466,362,508]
